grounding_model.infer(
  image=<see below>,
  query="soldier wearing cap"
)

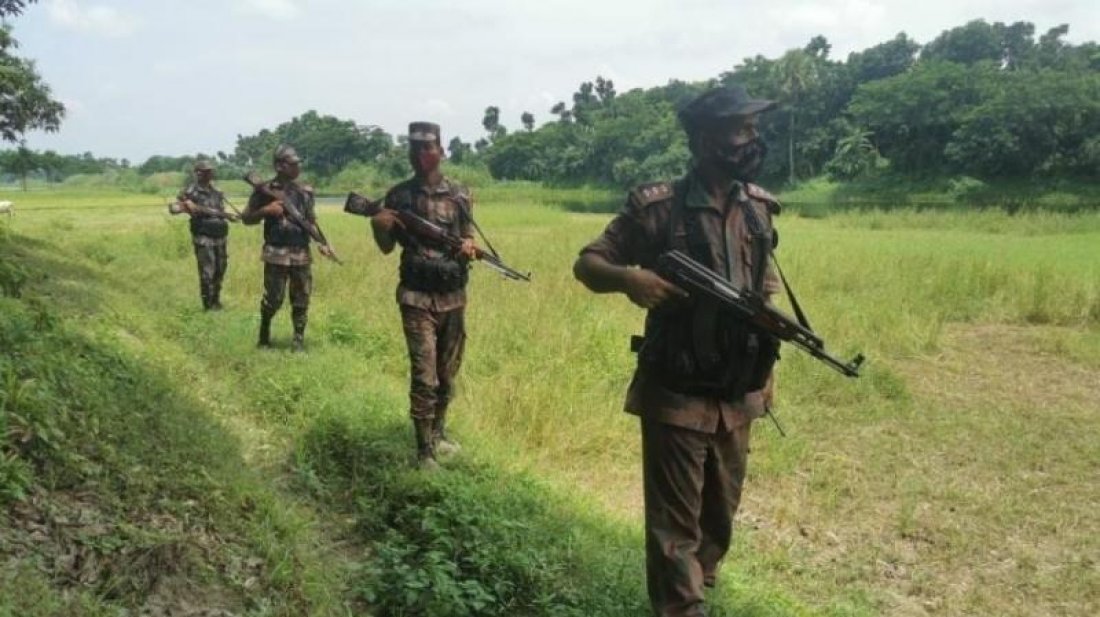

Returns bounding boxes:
[573,85,784,617]
[241,144,327,352]
[176,159,236,310]
[371,122,479,469]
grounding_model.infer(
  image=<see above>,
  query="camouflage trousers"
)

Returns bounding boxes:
[192,237,227,308]
[261,263,311,327]
[641,417,753,617]
[400,305,466,421]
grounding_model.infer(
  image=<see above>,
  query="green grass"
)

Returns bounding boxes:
[1,182,1098,616]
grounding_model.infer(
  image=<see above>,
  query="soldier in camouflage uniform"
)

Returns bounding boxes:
[574,86,784,617]
[241,145,332,352]
[177,159,236,310]
[371,122,479,469]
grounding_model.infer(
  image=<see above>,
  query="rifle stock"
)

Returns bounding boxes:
[243,172,342,265]
[345,191,531,282]
[655,250,863,378]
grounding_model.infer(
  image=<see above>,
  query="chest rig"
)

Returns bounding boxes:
[398,189,470,293]
[637,180,780,400]
[187,185,229,239]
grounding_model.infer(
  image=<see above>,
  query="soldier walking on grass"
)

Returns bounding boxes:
[175,159,236,311]
[241,145,334,352]
[574,85,785,617]
[370,122,479,469]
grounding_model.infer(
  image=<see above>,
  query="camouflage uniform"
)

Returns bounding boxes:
[246,147,317,349]
[383,143,474,462]
[579,86,783,617]
[179,173,229,310]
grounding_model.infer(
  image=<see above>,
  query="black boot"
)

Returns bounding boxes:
[211,286,223,310]
[414,418,438,470]
[257,313,273,348]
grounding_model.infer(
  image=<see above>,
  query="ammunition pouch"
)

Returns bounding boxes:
[637,304,778,401]
[191,215,229,239]
[400,252,468,293]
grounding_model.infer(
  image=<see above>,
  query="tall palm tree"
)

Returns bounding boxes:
[775,50,818,184]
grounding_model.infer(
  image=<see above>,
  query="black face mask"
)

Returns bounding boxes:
[713,137,768,183]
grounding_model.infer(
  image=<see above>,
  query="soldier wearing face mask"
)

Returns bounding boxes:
[371,122,479,469]
[573,86,784,617]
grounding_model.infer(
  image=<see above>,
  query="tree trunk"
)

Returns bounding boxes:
[788,108,796,185]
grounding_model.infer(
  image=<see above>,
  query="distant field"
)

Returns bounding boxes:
[2,185,1098,616]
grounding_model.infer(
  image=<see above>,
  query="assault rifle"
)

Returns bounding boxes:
[168,199,240,221]
[243,172,342,265]
[344,191,530,282]
[655,250,864,378]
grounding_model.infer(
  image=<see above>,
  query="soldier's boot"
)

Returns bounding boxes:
[210,285,224,310]
[432,407,461,457]
[257,313,273,348]
[413,418,439,470]
[290,308,307,353]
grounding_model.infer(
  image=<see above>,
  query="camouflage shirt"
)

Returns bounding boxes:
[247,178,316,266]
[580,169,781,432]
[383,176,474,312]
[179,183,229,241]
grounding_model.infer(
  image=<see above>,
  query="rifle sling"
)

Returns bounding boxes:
[456,199,501,259]
[770,251,812,332]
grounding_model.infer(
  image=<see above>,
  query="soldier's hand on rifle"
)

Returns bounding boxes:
[371,208,403,234]
[260,201,285,218]
[624,268,688,309]
[319,244,335,258]
[458,238,478,260]
[226,212,241,222]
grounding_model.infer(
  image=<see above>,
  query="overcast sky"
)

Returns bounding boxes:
[8,0,1100,162]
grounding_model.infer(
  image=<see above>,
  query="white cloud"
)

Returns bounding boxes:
[232,0,302,21]
[46,0,140,38]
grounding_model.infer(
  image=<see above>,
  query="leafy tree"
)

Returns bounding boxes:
[824,124,880,180]
[448,136,473,164]
[482,106,505,139]
[922,19,1005,65]
[234,112,393,177]
[848,61,993,173]
[775,49,818,183]
[845,33,920,83]
[0,2,65,145]
[521,112,535,132]
[550,102,572,123]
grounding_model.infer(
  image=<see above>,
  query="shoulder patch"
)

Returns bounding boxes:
[300,184,314,194]
[745,183,781,214]
[629,182,673,206]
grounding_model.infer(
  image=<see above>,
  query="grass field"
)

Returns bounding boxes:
[1,183,1098,616]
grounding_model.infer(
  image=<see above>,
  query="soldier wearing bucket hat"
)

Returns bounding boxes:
[574,85,786,617]
[175,158,235,310]
[371,121,481,470]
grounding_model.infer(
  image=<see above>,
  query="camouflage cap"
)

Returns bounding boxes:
[677,85,777,130]
[273,144,301,164]
[408,122,441,143]
[193,159,214,172]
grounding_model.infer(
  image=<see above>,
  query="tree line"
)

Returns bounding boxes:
[478,20,1100,187]
[2,15,1098,192]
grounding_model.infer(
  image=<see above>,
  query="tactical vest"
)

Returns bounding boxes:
[261,182,311,248]
[637,180,780,400]
[398,197,469,293]
[186,186,229,239]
